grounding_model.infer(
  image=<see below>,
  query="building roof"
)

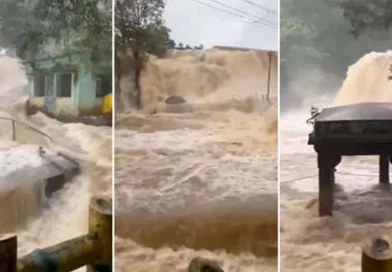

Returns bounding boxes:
[22,51,87,64]
[212,45,277,54]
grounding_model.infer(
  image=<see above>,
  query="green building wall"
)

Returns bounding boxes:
[25,52,111,117]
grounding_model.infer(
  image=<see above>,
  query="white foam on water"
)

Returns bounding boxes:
[0,145,46,189]
[116,49,277,271]
[281,51,392,272]
[0,57,111,272]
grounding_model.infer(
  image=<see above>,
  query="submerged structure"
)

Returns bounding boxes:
[2,143,79,201]
[0,196,112,271]
[308,102,392,216]
[24,51,111,118]
[0,115,80,232]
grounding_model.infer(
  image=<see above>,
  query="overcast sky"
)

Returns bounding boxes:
[163,0,278,51]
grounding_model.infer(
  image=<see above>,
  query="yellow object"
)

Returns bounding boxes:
[3,196,112,272]
[102,93,112,114]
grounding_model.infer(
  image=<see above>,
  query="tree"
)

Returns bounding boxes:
[145,25,171,57]
[115,0,169,108]
[35,0,112,58]
[167,39,176,49]
[280,0,390,111]
[280,0,328,95]
[173,42,204,50]
[335,0,392,37]
[0,0,111,60]
[0,1,44,59]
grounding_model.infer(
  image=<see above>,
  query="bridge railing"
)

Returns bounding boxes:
[0,115,53,143]
[0,115,80,167]
[0,196,112,272]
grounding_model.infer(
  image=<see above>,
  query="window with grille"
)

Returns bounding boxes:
[34,75,46,97]
[46,74,55,96]
[96,75,111,98]
[56,73,73,97]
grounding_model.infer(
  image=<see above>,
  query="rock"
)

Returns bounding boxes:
[156,100,193,114]
[187,257,225,272]
[164,95,186,105]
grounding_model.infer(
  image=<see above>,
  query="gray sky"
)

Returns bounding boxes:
[163,0,278,51]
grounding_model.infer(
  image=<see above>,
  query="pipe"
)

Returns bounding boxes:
[18,236,98,272]
[266,51,272,102]
[0,196,112,272]
[362,234,392,272]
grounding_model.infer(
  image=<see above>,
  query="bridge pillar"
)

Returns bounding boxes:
[317,152,341,216]
[379,155,390,184]
[0,234,17,272]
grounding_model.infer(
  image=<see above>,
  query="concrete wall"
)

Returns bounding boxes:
[29,97,75,116]
[27,54,79,116]
[77,58,111,116]
[76,60,97,115]
[29,97,45,108]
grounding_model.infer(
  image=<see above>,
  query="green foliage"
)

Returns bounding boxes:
[281,0,323,63]
[281,17,324,64]
[174,43,204,50]
[0,1,41,59]
[0,0,111,60]
[336,0,392,37]
[281,0,391,79]
[115,0,204,57]
[115,0,168,108]
[36,0,112,57]
[114,0,203,109]
[145,25,171,57]
[281,0,391,109]
[115,0,166,56]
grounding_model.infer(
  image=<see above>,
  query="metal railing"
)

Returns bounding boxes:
[0,115,53,142]
[0,115,81,166]
[0,196,112,272]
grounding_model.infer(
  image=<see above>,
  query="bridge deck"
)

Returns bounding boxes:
[310,103,392,144]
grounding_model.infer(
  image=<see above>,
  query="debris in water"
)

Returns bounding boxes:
[231,142,242,146]
[188,257,225,272]
[38,146,45,157]
[164,95,187,105]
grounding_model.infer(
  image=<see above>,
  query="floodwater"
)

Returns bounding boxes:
[115,48,278,271]
[0,56,112,270]
[280,51,392,271]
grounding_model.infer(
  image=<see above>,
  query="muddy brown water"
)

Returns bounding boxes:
[281,51,392,272]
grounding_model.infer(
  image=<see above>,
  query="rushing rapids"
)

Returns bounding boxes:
[115,48,278,271]
[281,51,392,272]
[0,56,112,271]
